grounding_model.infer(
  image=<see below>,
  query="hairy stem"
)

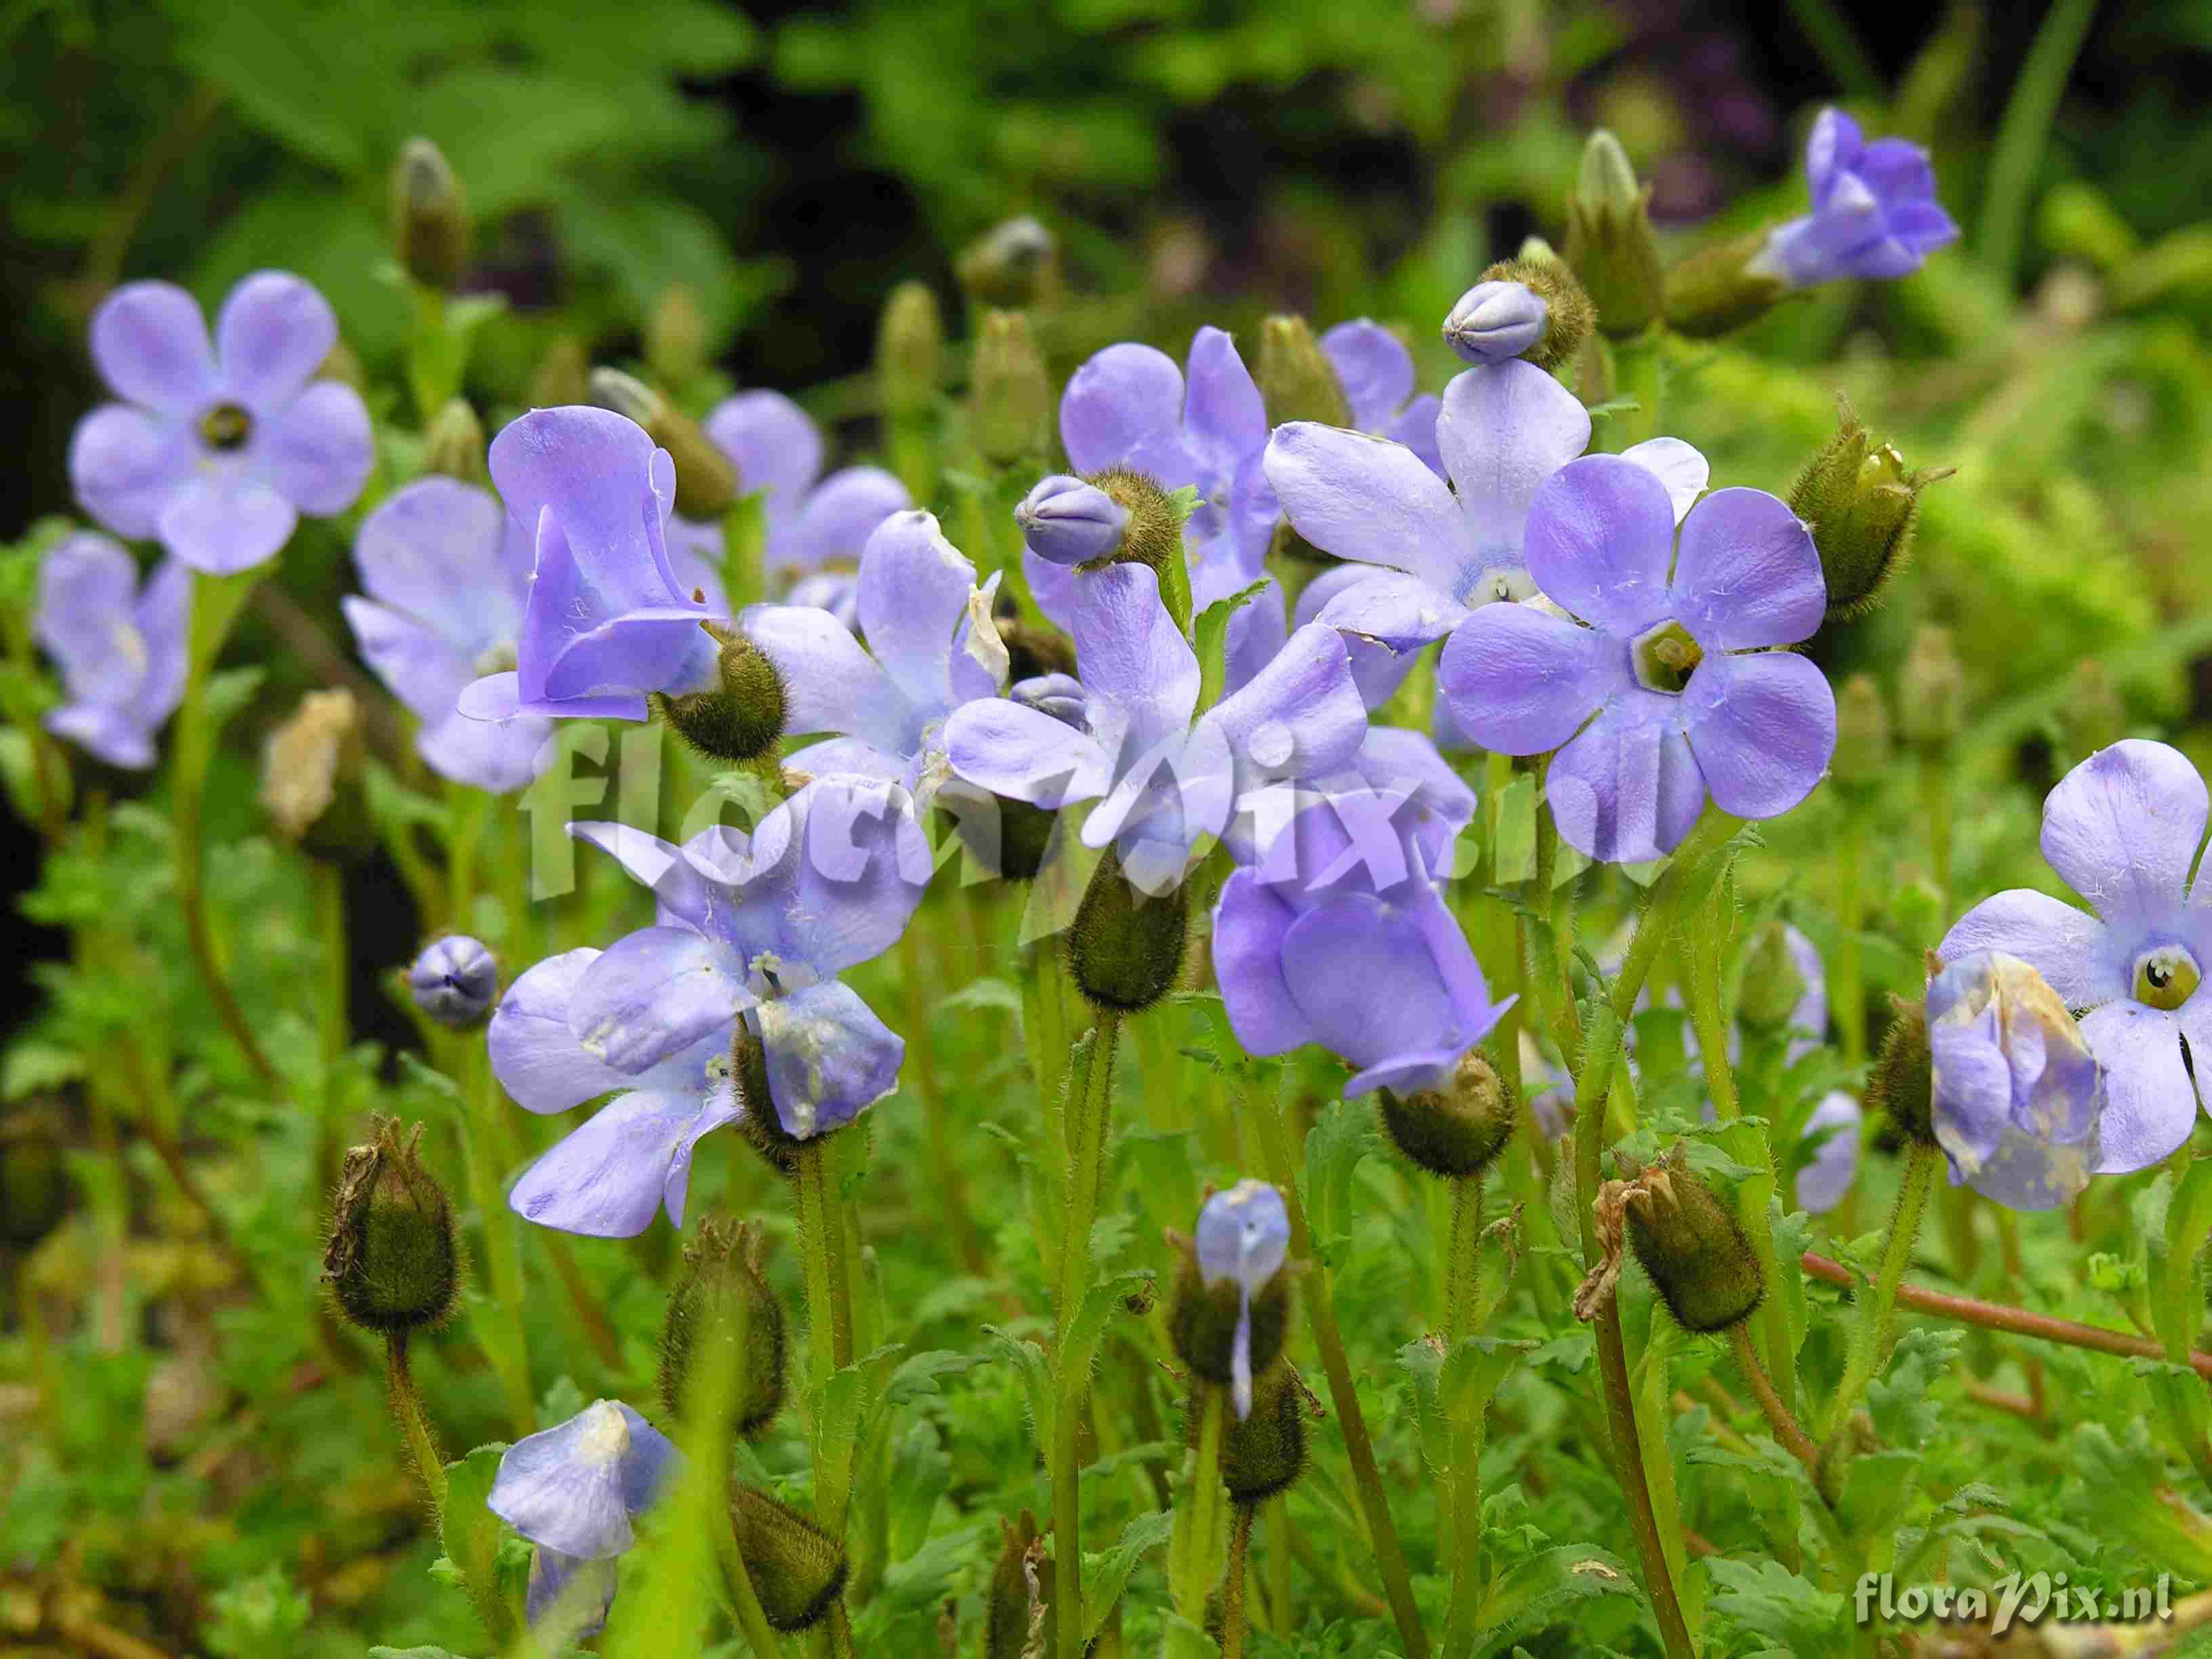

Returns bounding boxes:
[1054,1008,1119,1659]
[385,1333,447,1514]
[1822,1139,1940,1441]
[1222,1503,1255,1659]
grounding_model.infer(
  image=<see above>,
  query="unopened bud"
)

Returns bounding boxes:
[646,285,708,390]
[1256,314,1351,428]
[970,310,1050,466]
[650,624,787,765]
[1378,1050,1515,1179]
[0,1108,68,1247]
[1066,848,1189,1011]
[1865,991,1936,1145]
[409,935,497,1029]
[390,138,468,291]
[659,1217,786,1440]
[1788,397,1952,621]
[1475,258,1596,373]
[1016,474,1128,567]
[591,368,739,520]
[1204,1367,1308,1504]
[878,281,944,421]
[261,689,372,859]
[1564,131,1664,339]
[323,1117,460,1336]
[1622,1145,1764,1333]
[729,1483,849,1633]
[1896,624,1965,748]
[1734,920,1810,1037]
[985,1511,1048,1659]
[1444,280,1548,364]
[422,398,488,487]
[1663,229,1789,340]
[956,216,1059,310]
[1831,674,1891,791]
[730,1030,802,1174]
[530,336,592,409]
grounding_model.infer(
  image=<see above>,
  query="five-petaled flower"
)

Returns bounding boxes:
[487,1398,678,1633]
[33,531,189,769]
[1754,108,1959,289]
[1438,453,1835,863]
[70,273,373,574]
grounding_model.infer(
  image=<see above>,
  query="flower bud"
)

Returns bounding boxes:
[0,1107,69,1248]
[729,1483,849,1633]
[1443,280,1547,365]
[1662,230,1790,339]
[1734,919,1811,1038]
[1896,624,1965,748]
[1830,674,1891,792]
[1787,397,1953,621]
[1080,467,1185,590]
[1866,991,1936,1147]
[985,1510,1049,1659]
[322,1117,460,1336]
[646,285,708,391]
[649,624,788,766]
[1563,130,1665,339]
[590,368,739,520]
[729,1029,802,1174]
[877,281,944,422]
[970,310,1051,466]
[956,216,1059,310]
[2064,659,2125,757]
[261,689,373,860]
[1378,1049,1516,1179]
[422,398,489,487]
[1256,314,1351,428]
[1170,1181,1293,1419]
[659,1218,786,1440]
[390,137,468,291]
[530,336,592,409]
[409,935,497,1029]
[1202,1367,1308,1504]
[1066,848,1189,1012]
[1016,474,1129,567]
[1622,1145,1764,1334]
[1473,257,1596,373]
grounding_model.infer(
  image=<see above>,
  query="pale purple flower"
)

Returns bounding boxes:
[1015,474,1128,567]
[33,532,188,769]
[1754,108,1959,289]
[1438,454,1835,864]
[1320,319,1443,474]
[1231,724,1475,888]
[489,777,929,1235]
[343,477,556,792]
[409,934,498,1028]
[1214,798,1512,1099]
[1939,741,2212,1173]
[455,407,718,729]
[488,1399,678,1633]
[1927,951,2104,1210]
[1796,1092,1862,1215]
[741,509,1008,796]
[1194,1180,1291,1419]
[69,273,372,574]
[1443,281,1547,365]
[943,562,1367,895]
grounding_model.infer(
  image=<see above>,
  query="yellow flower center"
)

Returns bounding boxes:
[2134,945,2201,1012]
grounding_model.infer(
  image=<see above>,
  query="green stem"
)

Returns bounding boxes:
[1729,1322,1822,1477]
[1975,0,2097,285]
[1172,1385,1227,1635]
[453,1039,536,1437]
[1443,1179,1488,1658]
[312,861,349,1201]
[1606,808,1742,1027]
[1222,1502,1255,1659]
[1525,778,1582,1061]
[1053,1009,1120,1659]
[385,1333,448,1514]
[1822,1139,1941,1441]
[901,921,983,1274]
[1254,1070,1431,1659]
[714,1525,787,1656]
[1832,819,1868,1063]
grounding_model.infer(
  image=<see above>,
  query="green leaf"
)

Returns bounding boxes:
[1084,1507,1174,1641]
[985,1326,1057,1446]
[885,1349,987,1406]
[1702,1557,1847,1656]
[1866,1327,1961,1446]
[1192,577,1270,712]
[1474,1544,1644,1655]
[1303,1096,1376,1270]
[440,1443,520,1645]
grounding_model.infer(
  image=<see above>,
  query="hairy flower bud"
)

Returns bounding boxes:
[1476,257,1595,373]
[985,1510,1049,1659]
[390,137,468,291]
[409,935,497,1029]
[878,281,945,421]
[970,310,1051,466]
[0,1107,68,1248]
[1379,1049,1516,1179]
[659,1217,786,1440]
[422,398,489,487]
[1201,1367,1309,1504]
[1067,848,1189,1011]
[646,285,708,391]
[1016,474,1129,567]
[261,689,373,859]
[729,1483,849,1633]
[956,216,1059,310]
[1866,991,1938,1146]
[1622,1146,1764,1334]
[1564,131,1665,339]
[1662,230,1790,340]
[1830,674,1891,792]
[1896,624,1965,748]
[1443,280,1547,365]
[650,623,787,765]
[591,368,739,520]
[530,336,592,409]
[1734,919,1811,1037]
[729,1029,803,1174]
[1788,397,1952,621]
[1256,314,1351,428]
[323,1118,460,1336]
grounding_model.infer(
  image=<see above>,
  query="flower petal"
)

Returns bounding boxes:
[1620,437,1709,523]
[509,1091,710,1237]
[1182,326,1268,487]
[1201,619,1368,788]
[258,380,373,516]
[1295,565,1422,708]
[1387,393,1445,478]
[703,390,823,523]
[783,466,911,577]
[2043,741,2209,926]
[1435,361,1592,565]
[1278,889,1469,1083]
[418,706,556,794]
[35,533,146,705]
[89,281,217,414]
[855,510,977,709]
[489,948,638,1114]
[491,407,683,610]
[352,476,516,651]
[1437,599,1624,755]
[754,777,933,975]
[1668,487,1824,651]
[340,597,474,724]
[943,698,1113,808]
[2077,1001,2198,1173]
[214,271,338,413]
[69,404,195,541]
[1071,562,1200,752]
[756,980,905,1139]
[569,820,722,933]
[1061,342,1185,473]
[155,476,297,574]
[569,926,748,1074]
[1678,649,1835,821]
[1795,1093,1861,1214]
[1937,891,2118,1009]
[489,1401,674,1555]
[741,600,900,743]
[1521,454,1677,636]
[1211,869,1313,1056]
[1546,701,1707,863]
[1320,319,1414,432]
[1263,423,1465,594]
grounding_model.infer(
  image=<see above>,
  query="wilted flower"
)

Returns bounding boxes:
[33,532,188,769]
[489,777,928,1235]
[1755,108,1959,289]
[70,272,373,574]
[1439,454,1835,863]
[1940,741,2212,1171]
[260,689,361,844]
[344,478,556,793]
[1926,951,2104,1210]
[1192,1181,1292,1419]
[488,1399,679,1633]
[409,935,498,1029]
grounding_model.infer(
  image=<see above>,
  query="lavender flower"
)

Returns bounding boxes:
[455,407,718,729]
[343,477,556,792]
[69,273,372,574]
[1319,320,1443,474]
[487,1399,678,1632]
[1443,281,1548,365]
[409,935,498,1029]
[1939,741,2212,1172]
[1438,454,1835,863]
[1927,951,2104,1210]
[489,777,929,1235]
[1797,1092,1863,1215]
[1214,798,1513,1098]
[1753,108,1959,289]
[1193,1181,1291,1419]
[942,562,1367,895]
[33,532,188,769]
[741,509,1008,796]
